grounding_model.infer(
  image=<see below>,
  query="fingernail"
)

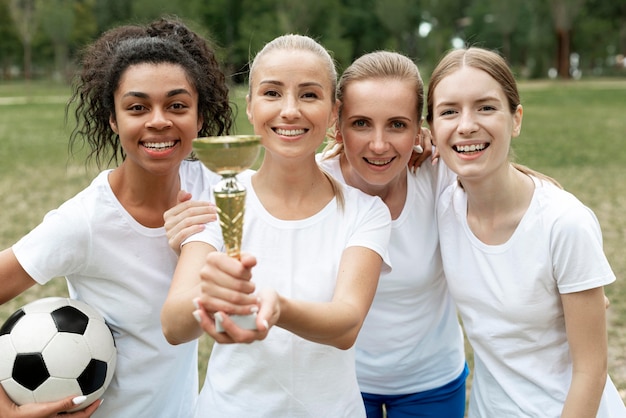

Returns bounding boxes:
[262,319,269,330]
[192,310,202,323]
[192,297,200,310]
[72,395,87,405]
[215,312,223,323]
[413,144,424,154]
[250,305,259,313]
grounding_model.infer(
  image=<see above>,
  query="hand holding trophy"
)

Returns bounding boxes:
[192,135,261,331]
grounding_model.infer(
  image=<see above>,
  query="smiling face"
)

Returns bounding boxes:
[430,65,522,184]
[246,49,336,162]
[337,77,420,194]
[109,62,202,176]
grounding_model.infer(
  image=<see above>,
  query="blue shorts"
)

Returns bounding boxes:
[361,363,469,418]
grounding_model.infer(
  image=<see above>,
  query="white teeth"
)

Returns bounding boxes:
[275,128,306,136]
[455,143,486,153]
[366,159,392,166]
[143,141,175,150]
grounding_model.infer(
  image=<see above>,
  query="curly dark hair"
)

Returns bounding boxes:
[67,17,232,168]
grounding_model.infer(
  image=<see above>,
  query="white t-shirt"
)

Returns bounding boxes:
[187,170,392,417]
[13,160,220,418]
[438,176,625,417]
[319,155,466,394]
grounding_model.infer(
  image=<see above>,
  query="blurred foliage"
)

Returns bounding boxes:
[0,0,624,84]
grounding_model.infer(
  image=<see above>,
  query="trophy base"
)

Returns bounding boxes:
[215,313,258,332]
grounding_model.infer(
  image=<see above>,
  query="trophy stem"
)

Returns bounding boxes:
[213,176,246,259]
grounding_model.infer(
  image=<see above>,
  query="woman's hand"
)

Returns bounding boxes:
[164,190,217,255]
[193,287,276,344]
[408,127,439,172]
[0,387,101,418]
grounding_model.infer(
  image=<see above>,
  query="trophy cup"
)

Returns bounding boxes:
[192,135,262,331]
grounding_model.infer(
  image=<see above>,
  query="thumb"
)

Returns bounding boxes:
[177,189,193,204]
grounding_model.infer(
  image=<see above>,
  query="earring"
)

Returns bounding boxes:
[413,144,424,154]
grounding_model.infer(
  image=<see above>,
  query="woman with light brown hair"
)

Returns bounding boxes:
[428,46,625,417]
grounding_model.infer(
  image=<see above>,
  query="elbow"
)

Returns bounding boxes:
[162,326,183,346]
[161,320,182,346]
[332,327,360,350]
[334,339,356,351]
[160,309,186,346]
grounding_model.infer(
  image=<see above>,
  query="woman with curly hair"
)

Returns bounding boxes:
[0,17,231,417]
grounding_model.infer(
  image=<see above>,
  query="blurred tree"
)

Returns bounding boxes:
[550,0,585,78]
[186,0,241,74]
[69,0,98,53]
[0,0,21,79]
[40,0,73,81]
[93,0,131,31]
[426,0,471,61]
[575,0,626,75]
[374,0,421,57]
[339,0,389,60]
[8,0,39,80]
[0,0,624,83]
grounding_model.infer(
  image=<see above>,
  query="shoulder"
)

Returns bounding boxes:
[528,179,607,249]
[179,159,221,184]
[533,179,598,225]
[341,183,390,221]
[53,170,112,213]
[317,154,342,180]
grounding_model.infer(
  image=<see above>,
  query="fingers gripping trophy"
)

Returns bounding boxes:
[192,135,261,330]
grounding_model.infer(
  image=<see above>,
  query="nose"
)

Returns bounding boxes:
[280,94,301,120]
[369,127,389,154]
[457,110,478,135]
[146,108,172,130]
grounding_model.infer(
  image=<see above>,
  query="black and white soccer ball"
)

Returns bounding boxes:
[0,297,116,411]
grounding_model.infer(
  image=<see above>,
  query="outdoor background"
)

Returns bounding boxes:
[1,0,625,413]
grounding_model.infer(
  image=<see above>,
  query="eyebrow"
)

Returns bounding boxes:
[122,88,193,99]
[435,96,500,107]
[259,80,324,89]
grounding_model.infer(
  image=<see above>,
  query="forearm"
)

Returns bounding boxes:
[161,242,213,345]
[561,287,609,418]
[161,283,204,345]
[276,295,366,350]
[561,370,607,418]
[273,247,383,349]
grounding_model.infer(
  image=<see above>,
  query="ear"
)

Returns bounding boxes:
[512,104,523,137]
[335,126,344,144]
[197,115,204,134]
[109,114,118,134]
[329,100,339,129]
[332,101,343,143]
[414,118,424,146]
[245,94,253,123]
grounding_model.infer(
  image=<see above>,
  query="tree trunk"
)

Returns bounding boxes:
[556,28,571,79]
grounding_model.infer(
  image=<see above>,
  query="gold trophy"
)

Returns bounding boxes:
[192,135,261,331]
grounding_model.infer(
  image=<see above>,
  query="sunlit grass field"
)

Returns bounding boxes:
[1,79,625,407]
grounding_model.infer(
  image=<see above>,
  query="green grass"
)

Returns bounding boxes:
[1,79,625,406]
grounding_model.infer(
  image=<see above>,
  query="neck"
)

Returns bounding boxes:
[253,155,334,220]
[339,155,407,219]
[462,164,535,244]
[108,162,181,227]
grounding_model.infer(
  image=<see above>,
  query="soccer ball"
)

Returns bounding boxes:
[0,297,116,411]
